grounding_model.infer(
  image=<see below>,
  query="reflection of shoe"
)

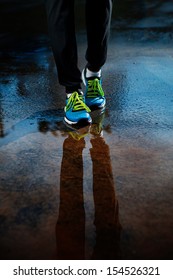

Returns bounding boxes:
[64,91,92,126]
[68,125,90,141]
[82,68,106,110]
[90,111,105,137]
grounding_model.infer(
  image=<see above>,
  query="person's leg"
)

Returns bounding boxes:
[85,0,113,71]
[45,0,81,92]
[82,0,113,110]
[45,0,91,126]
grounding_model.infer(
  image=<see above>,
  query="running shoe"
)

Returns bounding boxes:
[82,68,106,110]
[64,91,92,126]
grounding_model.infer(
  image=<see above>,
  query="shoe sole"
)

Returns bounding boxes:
[64,116,92,127]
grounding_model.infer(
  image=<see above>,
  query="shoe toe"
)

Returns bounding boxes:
[86,97,106,110]
[65,110,92,125]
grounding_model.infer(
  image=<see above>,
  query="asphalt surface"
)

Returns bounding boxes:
[0,0,173,260]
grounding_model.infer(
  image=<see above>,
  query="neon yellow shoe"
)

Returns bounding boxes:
[82,68,106,110]
[64,91,92,126]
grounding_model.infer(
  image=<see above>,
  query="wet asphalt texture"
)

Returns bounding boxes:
[0,0,173,260]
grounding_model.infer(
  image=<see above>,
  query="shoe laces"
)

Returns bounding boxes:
[87,78,104,98]
[66,91,91,112]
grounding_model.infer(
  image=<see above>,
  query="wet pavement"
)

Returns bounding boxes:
[1,1,173,260]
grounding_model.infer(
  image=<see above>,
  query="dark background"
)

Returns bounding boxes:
[0,0,173,50]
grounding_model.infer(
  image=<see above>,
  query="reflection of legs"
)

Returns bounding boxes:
[56,137,85,259]
[90,136,121,259]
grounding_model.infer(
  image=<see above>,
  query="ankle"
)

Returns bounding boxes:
[66,89,83,98]
[86,68,101,79]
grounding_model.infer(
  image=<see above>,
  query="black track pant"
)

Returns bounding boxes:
[45,0,113,91]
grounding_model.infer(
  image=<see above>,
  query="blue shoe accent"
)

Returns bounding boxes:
[82,68,106,110]
[64,91,92,126]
